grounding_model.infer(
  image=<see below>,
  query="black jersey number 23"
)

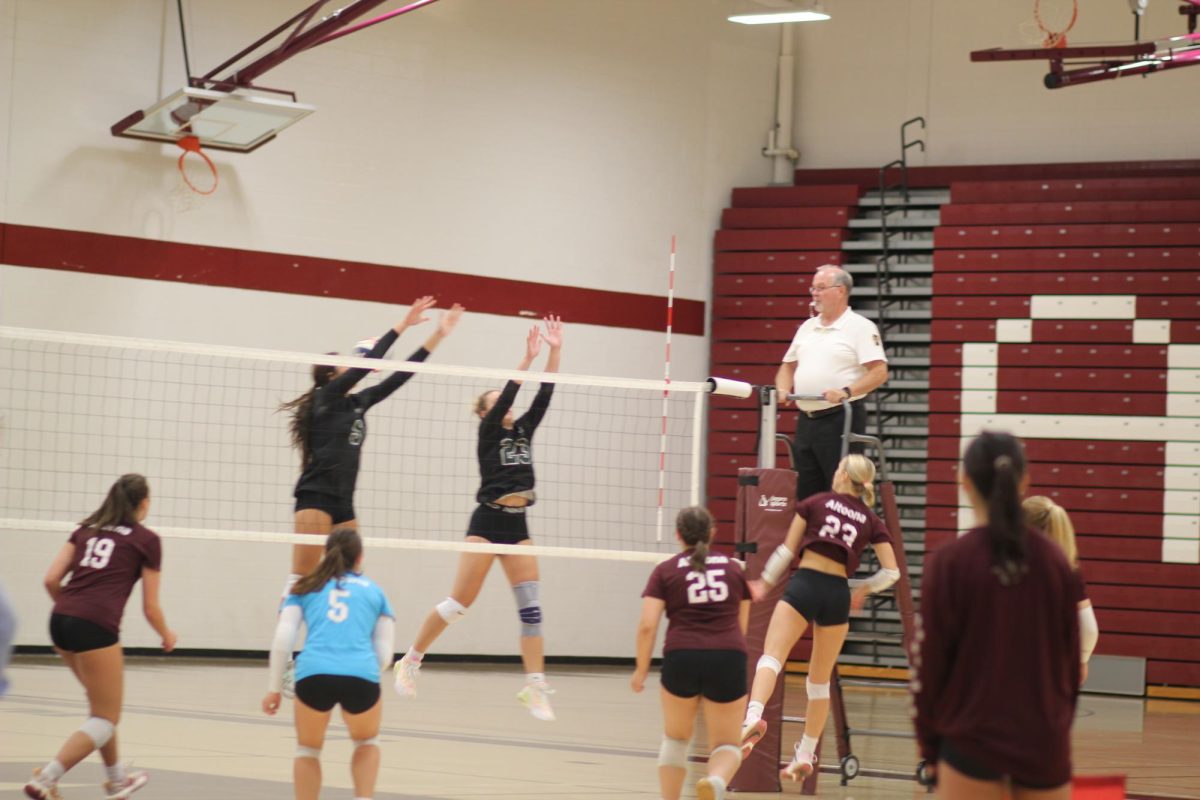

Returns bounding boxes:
[499,437,531,466]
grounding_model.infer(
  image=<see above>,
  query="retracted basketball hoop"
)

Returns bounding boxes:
[974,0,1200,88]
[176,136,217,196]
[111,0,443,194]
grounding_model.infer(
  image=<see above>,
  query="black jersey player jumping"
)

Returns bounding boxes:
[279,296,464,598]
[394,316,563,722]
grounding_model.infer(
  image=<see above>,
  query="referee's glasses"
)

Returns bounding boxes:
[810,283,840,294]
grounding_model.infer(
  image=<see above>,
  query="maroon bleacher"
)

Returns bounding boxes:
[924,167,1200,691]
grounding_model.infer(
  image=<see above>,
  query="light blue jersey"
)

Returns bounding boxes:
[285,573,394,684]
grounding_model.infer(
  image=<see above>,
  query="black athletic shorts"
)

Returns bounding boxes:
[294,674,380,714]
[49,613,119,653]
[781,568,851,626]
[660,649,747,703]
[466,503,530,545]
[294,492,355,525]
[940,739,1067,790]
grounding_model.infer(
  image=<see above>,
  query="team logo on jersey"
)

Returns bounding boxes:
[348,418,365,446]
[758,495,788,511]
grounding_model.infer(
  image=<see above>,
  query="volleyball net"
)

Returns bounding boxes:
[0,326,716,562]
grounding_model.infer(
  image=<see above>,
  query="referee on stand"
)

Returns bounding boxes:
[776,265,889,501]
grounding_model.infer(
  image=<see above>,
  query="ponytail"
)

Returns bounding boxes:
[1024,495,1078,568]
[675,506,716,573]
[840,454,877,507]
[963,431,1028,585]
[279,360,337,469]
[292,527,363,595]
[80,473,149,530]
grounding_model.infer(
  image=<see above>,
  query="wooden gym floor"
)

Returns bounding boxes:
[2,657,1197,799]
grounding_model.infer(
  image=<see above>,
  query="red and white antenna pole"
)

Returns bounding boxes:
[656,235,677,543]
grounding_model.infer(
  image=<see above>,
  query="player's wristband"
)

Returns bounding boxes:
[761,544,795,587]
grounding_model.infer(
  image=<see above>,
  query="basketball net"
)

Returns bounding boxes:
[1018,0,1078,48]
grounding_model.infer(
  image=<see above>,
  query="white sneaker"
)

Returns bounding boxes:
[740,716,767,759]
[104,770,149,800]
[281,660,296,699]
[393,654,421,697]
[23,769,61,800]
[696,776,726,800]
[517,681,556,721]
[780,743,817,782]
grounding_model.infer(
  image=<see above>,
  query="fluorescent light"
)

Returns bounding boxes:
[728,10,830,24]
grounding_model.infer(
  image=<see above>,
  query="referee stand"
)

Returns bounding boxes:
[729,388,926,795]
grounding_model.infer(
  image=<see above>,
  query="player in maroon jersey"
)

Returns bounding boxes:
[913,432,1080,798]
[24,474,176,800]
[740,454,899,781]
[632,507,750,800]
[1024,496,1099,685]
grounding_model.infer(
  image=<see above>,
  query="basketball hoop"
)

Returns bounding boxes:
[176,136,218,195]
[1031,0,1078,48]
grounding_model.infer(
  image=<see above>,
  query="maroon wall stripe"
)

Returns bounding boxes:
[0,223,705,336]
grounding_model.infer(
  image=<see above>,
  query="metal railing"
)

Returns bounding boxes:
[873,116,926,438]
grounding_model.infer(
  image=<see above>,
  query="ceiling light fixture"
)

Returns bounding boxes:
[728,1,829,25]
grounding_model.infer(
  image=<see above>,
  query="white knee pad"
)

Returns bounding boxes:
[806,678,830,700]
[79,716,114,748]
[658,736,688,768]
[756,654,782,676]
[435,597,467,624]
[710,743,743,766]
[295,745,321,759]
[352,736,380,749]
[514,581,542,637]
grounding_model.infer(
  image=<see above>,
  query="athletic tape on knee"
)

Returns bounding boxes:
[352,737,380,749]
[756,654,782,676]
[710,743,743,765]
[658,736,688,768]
[295,745,321,759]
[806,678,830,700]
[79,716,114,748]
[514,581,542,637]
[435,596,467,624]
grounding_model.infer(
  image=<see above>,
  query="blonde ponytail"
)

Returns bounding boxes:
[1023,495,1078,568]
[841,454,877,507]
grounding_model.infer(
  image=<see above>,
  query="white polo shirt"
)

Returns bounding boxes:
[782,308,887,411]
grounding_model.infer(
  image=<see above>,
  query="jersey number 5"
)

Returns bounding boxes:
[686,569,729,604]
[327,589,350,623]
[81,537,115,569]
[816,515,858,547]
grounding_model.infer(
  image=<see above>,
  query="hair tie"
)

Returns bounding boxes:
[994,455,1013,470]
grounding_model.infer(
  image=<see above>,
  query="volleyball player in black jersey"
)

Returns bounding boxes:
[395,316,562,721]
[279,297,464,598]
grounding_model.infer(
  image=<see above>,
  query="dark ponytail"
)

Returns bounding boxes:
[279,360,338,469]
[676,506,716,573]
[292,527,363,595]
[963,431,1028,585]
[80,474,149,530]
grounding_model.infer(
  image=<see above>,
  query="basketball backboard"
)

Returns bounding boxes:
[111,87,315,153]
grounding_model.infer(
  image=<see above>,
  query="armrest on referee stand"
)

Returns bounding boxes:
[730,466,796,793]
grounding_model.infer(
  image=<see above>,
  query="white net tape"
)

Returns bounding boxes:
[0,326,707,562]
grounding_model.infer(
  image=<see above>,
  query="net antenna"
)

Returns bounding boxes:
[973,0,1200,88]
[112,1,443,189]
[655,236,678,543]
